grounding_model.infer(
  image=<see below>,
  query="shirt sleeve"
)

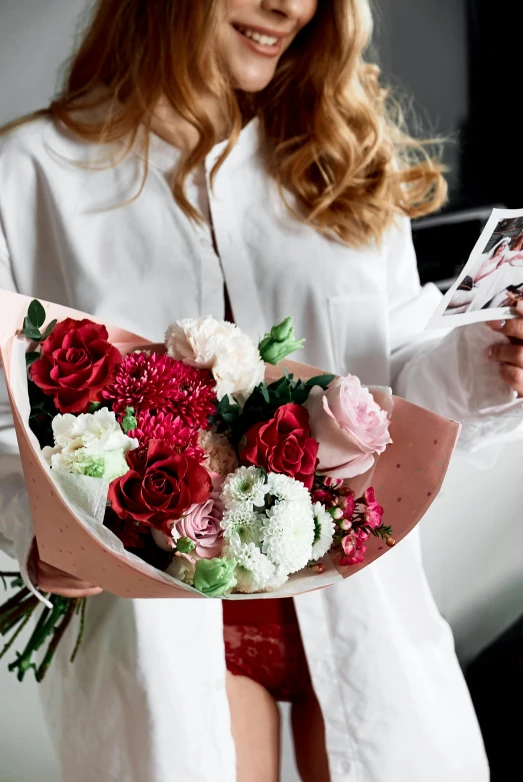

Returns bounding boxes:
[387,217,523,451]
[0,234,49,604]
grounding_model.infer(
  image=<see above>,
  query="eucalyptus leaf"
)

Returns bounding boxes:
[41,319,58,342]
[28,300,46,329]
[25,352,40,367]
[23,318,42,341]
[305,373,335,389]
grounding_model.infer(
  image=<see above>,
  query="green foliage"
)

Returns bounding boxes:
[209,371,335,445]
[23,300,56,344]
[28,300,46,329]
[27,380,56,449]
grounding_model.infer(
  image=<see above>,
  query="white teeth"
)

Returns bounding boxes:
[238,27,278,46]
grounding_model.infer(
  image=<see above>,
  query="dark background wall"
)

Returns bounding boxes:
[376,0,470,205]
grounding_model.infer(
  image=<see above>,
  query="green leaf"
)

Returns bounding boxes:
[260,384,270,404]
[305,373,335,389]
[41,319,57,342]
[25,352,40,367]
[292,387,309,405]
[87,402,102,414]
[28,300,46,329]
[23,317,41,342]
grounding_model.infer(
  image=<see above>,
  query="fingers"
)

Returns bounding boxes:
[487,342,523,365]
[36,559,103,598]
[498,363,523,395]
[487,300,523,339]
[486,343,523,396]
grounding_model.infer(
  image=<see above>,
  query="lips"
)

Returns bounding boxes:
[234,25,280,47]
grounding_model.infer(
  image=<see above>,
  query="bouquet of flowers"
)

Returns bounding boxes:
[0,290,460,680]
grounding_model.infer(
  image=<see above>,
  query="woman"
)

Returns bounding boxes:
[1,1,522,780]
[445,237,512,313]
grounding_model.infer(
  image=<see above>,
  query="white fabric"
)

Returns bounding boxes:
[1,116,517,781]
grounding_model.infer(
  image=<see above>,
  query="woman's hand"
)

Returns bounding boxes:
[28,541,103,598]
[487,300,523,396]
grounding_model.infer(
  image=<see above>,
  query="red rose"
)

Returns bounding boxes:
[30,318,122,414]
[108,440,212,531]
[240,403,318,488]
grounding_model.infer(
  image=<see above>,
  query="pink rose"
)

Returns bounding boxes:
[153,473,225,559]
[305,375,392,480]
[175,493,225,559]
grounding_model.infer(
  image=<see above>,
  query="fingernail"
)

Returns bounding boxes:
[485,347,494,359]
[490,320,506,330]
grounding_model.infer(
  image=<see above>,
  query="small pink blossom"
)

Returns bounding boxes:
[363,487,383,530]
[340,532,367,565]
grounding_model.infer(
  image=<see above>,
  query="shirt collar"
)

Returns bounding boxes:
[144,116,260,173]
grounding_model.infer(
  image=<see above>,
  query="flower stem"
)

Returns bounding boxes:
[36,600,77,682]
[0,602,38,661]
[0,596,40,635]
[9,598,70,682]
[70,599,87,663]
[0,587,30,619]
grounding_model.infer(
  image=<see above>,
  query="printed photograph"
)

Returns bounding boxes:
[429,209,523,327]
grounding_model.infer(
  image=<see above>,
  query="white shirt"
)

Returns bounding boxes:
[1,116,516,781]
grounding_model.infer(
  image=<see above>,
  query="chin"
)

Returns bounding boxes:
[229,64,277,93]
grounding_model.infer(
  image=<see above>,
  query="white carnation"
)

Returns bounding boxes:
[166,554,196,586]
[221,504,262,546]
[311,502,336,560]
[165,315,265,401]
[260,500,315,574]
[222,466,267,510]
[225,536,276,593]
[266,472,312,505]
[42,408,138,481]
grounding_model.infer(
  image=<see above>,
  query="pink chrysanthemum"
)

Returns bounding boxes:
[128,411,205,462]
[103,352,217,429]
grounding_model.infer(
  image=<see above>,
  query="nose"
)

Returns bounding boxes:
[261,0,306,20]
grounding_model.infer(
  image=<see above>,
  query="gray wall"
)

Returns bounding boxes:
[0,0,88,125]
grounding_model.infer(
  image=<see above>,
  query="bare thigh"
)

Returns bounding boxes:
[226,671,281,782]
[291,684,331,782]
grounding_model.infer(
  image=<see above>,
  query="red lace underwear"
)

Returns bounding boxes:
[222,598,311,702]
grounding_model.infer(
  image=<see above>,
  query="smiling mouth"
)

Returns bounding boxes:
[232,24,282,48]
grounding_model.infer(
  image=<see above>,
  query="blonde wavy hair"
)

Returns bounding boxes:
[2,0,447,247]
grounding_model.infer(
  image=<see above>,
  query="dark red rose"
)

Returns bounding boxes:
[240,403,319,489]
[103,507,150,549]
[30,318,122,414]
[108,439,212,531]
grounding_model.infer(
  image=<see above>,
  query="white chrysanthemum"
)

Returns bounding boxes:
[225,536,276,593]
[260,500,315,575]
[222,466,267,510]
[166,554,196,586]
[42,408,138,481]
[311,502,336,560]
[165,315,265,400]
[265,565,289,591]
[221,504,262,546]
[266,472,312,505]
[198,430,239,477]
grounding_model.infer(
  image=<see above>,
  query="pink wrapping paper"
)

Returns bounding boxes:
[0,289,461,598]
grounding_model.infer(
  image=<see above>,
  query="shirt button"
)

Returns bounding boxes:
[199,237,213,250]
[341,759,351,773]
